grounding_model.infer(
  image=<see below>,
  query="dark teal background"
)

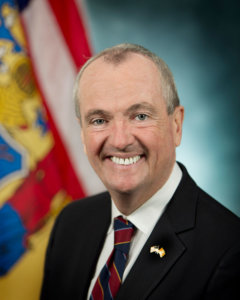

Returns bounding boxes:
[84,0,240,216]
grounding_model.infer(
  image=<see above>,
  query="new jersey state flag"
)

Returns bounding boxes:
[0,0,99,299]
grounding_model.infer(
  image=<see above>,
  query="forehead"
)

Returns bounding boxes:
[79,53,161,88]
[78,53,164,112]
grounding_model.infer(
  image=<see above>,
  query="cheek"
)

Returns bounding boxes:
[83,131,106,157]
[139,125,168,145]
[141,125,175,156]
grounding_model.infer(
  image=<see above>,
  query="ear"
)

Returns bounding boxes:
[172,106,184,147]
[76,116,82,127]
[81,129,87,154]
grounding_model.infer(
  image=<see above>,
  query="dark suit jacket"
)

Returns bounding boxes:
[41,164,240,300]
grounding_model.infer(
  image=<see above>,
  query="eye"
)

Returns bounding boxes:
[135,114,148,121]
[93,119,106,126]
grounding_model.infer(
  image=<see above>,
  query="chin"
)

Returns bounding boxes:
[106,180,140,195]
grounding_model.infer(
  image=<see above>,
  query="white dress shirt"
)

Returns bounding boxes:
[87,162,182,298]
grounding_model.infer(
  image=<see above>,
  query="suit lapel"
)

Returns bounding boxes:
[116,214,186,300]
[76,193,112,299]
[116,164,198,300]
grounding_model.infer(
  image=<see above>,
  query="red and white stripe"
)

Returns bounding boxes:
[21,0,104,195]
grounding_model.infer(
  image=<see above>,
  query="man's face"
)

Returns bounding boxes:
[79,53,183,202]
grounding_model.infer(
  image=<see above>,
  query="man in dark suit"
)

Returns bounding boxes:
[41,44,240,300]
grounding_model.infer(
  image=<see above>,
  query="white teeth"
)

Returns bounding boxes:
[111,155,141,165]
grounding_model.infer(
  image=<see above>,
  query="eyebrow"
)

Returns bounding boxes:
[84,109,112,123]
[125,102,156,115]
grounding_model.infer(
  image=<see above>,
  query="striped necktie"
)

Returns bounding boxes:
[90,216,135,300]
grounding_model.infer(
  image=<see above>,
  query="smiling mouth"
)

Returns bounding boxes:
[110,155,141,166]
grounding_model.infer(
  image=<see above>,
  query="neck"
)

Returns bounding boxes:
[110,162,177,215]
[111,192,144,216]
[110,182,163,215]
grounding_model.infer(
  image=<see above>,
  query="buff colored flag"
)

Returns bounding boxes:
[0,0,93,299]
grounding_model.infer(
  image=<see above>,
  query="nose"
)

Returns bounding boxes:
[108,119,134,150]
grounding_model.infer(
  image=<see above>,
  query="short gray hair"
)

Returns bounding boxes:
[73,43,180,119]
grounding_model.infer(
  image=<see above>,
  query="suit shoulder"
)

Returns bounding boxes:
[178,163,239,230]
[197,188,240,235]
[175,164,240,240]
[58,191,111,220]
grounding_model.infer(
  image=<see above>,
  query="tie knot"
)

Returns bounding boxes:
[114,216,135,254]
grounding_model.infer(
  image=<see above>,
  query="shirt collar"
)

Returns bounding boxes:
[110,162,182,235]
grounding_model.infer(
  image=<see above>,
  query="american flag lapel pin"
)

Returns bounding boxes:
[150,245,166,258]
